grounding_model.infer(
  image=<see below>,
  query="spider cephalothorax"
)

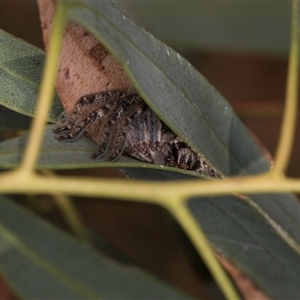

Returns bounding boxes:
[53,91,221,179]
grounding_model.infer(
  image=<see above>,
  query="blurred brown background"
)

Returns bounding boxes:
[0,1,299,299]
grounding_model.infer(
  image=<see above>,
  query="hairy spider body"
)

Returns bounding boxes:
[53,92,221,179]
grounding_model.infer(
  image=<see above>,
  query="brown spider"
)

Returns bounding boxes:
[53,91,221,179]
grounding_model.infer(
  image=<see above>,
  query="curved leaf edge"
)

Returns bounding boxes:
[66,3,225,178]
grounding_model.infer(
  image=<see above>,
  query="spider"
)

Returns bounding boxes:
[53,91,221,179]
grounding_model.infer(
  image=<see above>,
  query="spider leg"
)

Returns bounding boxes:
[107,130,128,161]
[69,91,124,122]
[52,111,71,134]
[90,102,133,161]
[92,94,144,161]
[90,122,112,159]
[155,136,222,178]
[53,124,73,135]
[105,94,144,161]
[54,104,112,141]
[53,91,124,135]
[87,94,143,161]
[106,112,138,162]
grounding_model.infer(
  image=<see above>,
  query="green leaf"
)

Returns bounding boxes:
[0,29,63,123]
[68,1,271,178]
[62,2,300,298]
[0,125,196,175]
[0,196,193,299]
[188,195,300,299]
[2,126,300,299]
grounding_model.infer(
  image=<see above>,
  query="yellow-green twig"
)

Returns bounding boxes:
[41,170,89,242]
[2,173,300,201]
[272,0,299,175]
[2,172,300,257]
[166,200,241,300]
[52,192,90,242]
[20,3,67,173]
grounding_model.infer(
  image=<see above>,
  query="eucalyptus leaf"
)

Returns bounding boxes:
[66,0,300,236]
[0,125,200,176]
[0,125,140,170]
[0,196,193,299]
[188,195,300,299]
[1,126,300,298]
[61,2,300,298]
[0,29,63,122]
[68,1,271,178]
[124,167,300,299]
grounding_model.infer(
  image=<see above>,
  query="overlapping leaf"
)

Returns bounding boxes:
[69,1,276,178]
[0,196,192,299]
[66,2,300,298]
[0,29,63,122]
[0,125,185,173]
